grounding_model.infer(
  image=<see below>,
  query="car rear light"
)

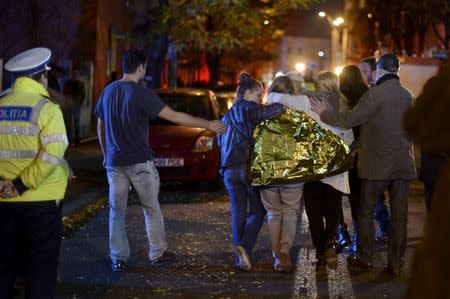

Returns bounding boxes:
[192,136,214,152]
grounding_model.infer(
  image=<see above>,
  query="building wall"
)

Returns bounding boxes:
[279,36,331,78]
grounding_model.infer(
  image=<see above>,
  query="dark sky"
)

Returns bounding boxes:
[286,0,345,38]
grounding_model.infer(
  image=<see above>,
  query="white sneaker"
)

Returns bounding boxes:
[235,245,252,271]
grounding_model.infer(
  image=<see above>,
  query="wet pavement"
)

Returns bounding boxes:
[56,180,426,298]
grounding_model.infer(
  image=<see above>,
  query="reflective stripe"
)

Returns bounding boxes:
[0,148,72,179]
[38,150,74,178]
[0,149,37,159]
[41,133,68,145]
[30,98,49,125]
[38,151,60,166]
[0,125,39,136]
[60,158,74,179]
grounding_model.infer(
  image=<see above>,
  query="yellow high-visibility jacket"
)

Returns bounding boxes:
[0,77,69,202]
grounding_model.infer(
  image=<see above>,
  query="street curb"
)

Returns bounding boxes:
[62,187,107,238]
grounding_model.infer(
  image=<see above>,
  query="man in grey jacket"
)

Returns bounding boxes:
[312,54,416,275]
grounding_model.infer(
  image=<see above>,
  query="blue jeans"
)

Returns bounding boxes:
[375,194,390,236]
[106,161,167,262]
[223,165,266,254]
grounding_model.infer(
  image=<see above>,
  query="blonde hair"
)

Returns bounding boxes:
[315,71,340,93]
[268,76,295,95]
[315,71,348,111]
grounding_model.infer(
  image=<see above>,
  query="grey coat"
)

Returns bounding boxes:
[321,77,416,180]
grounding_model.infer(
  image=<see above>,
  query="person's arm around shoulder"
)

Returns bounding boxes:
[158,106,226,133]
[311,89,377,129]
[246,101,285,125]
[267,92,310,112]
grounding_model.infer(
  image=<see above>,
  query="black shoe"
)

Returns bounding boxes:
[325,246,338,270]
[376,231,389,242]
[315,256,326,270]
[111,259,126,272]
[150,251,176,266]
[235,245,252,271]
[346,255,372,270]
[338,224,352,248]
[385,265,401,276]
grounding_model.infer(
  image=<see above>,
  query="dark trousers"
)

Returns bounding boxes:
[64,106,81,145]
[357,180,410,268]
[0,201,62,299]
[346,166,390,236]
[223,165,266,254]
[304,181,341,257]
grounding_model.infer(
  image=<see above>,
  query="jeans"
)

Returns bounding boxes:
[304,181,341,257]
[0,201,62,299]
[223,165,266,254]
[357,179,410,268]
[375,194,390,236]
[106,160,167,262]
[260,185,303,258]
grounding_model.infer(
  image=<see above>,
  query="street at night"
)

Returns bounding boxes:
[1,0,449,298]
[56,145,426,298]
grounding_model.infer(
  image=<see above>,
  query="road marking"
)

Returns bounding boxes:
[292,204,355,298]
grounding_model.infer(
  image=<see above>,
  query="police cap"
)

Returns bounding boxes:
[4,47,52,76]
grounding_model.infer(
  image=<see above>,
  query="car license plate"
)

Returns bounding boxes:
[153,158,184,167]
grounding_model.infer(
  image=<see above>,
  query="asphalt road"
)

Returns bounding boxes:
[56,182,426,298]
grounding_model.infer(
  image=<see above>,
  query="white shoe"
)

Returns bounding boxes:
[235,245,252,271]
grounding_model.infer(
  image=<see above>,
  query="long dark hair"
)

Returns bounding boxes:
[236,72,262,99]
[339,65,369,109]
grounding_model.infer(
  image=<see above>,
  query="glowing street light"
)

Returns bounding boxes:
[318,51,325,57]
[318,11,326,18]
[295,62,306,73]
[264,20,269,25]
[332,17,344,26]
[334,66,344,75]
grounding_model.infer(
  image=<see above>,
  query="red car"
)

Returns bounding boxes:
[149,88,221,184]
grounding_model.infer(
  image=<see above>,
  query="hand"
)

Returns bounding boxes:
[208,120,227,134]
[0,180,19,198]
[310,97,328,115]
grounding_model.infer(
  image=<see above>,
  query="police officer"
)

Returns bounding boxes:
[0,48,70,299]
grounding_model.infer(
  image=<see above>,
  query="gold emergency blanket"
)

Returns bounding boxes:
[250,109,353,186]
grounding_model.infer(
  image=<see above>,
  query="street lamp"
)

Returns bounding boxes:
[295,62,306,73]
[319,12,346,69]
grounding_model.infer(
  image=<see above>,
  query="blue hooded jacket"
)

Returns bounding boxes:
[218,98,285,169]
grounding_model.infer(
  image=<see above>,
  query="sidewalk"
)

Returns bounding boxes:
[63,139,106,217]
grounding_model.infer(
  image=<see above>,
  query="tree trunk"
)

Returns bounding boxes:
[207,51,221,89]
[147,36,168,89]
[168,38,177,88]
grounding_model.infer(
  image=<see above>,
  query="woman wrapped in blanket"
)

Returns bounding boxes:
[254,72,353,271]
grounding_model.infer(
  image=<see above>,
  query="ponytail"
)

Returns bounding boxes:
[236,72,262,99]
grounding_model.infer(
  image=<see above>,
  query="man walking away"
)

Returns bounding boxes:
[95,49,226,272]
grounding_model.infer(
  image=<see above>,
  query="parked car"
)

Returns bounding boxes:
[215,91,236,116]
[149,88,221,184]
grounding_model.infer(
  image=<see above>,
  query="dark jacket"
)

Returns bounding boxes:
[405,64,450,299]
[218,98,285,169]
[321,75,416,180]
